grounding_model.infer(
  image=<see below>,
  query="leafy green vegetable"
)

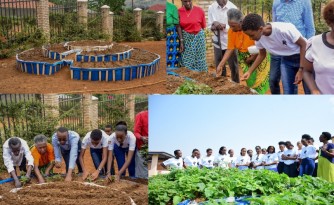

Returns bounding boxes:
[174,80,213,95]
[19,176,30,186]
[46,174,63,182]
[148,168,334,205]
[139,144,149,166]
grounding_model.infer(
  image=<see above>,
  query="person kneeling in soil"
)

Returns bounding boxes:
[52,127,83,182]
[80,129,109,180]
[2,137,34,188]
[106,122,136,181]
[31,134,55,184]
[241,13,309,94]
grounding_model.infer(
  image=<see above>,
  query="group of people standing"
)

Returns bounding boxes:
[2,111,148,188]
[167,0,334,94]
[161,132,334,183]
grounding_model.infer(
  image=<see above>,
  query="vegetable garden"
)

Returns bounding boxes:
[148,168,334,205]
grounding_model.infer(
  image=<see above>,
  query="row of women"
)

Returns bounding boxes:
[167,0,334,94]
[2,112,148,188]
[161,132,334,183]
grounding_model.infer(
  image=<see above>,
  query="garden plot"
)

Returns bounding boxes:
[0,177,148,205]
[15,40,161,82]
[149,168,334,205]
[167,68,256,94]
[0,41,166,93]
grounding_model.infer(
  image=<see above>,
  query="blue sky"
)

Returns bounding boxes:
[149,95,334,157]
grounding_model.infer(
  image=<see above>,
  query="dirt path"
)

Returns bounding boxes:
[0,41,167,94]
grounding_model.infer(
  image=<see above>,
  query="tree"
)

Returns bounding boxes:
[101,0,126,14]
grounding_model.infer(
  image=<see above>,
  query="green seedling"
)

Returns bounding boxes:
[107,175,115,183]
[86,174,93,183]
[46,174,63,182]
[19,176,30,186]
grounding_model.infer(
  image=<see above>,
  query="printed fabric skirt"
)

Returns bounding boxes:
[318,153,334,182]
[166,26,181,70]
[238,52,270,94]
[181,30,208,72]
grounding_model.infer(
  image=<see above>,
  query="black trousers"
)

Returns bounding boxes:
[277,161,284,174]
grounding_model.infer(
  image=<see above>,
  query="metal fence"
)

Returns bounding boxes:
[0,94,44,142]
[98,94,128,128]
[58,94,84,131]
[0,0,38,49]
[49,1,78,38]
[141,10,157,38]
[135,96,148,114]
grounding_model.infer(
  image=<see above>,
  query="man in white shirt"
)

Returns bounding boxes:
[161,150,184,169]
[106,122,136,180]
[80,129,109,180]
[241,14,308,94]
[208,0,239,82]
[2,137,34,188]
[184,149,200,168]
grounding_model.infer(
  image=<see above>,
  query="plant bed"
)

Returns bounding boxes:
[167,68,256,94]
[149,168,334,205]
[76,44,133,63]
[16,48,69,75]
[70,49,160,81]
[65,40,113,51]
[0,174,148,205]
[42,43,81,60]
[0,182,134,205]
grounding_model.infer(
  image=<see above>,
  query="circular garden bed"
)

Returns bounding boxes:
[16,40,160,82]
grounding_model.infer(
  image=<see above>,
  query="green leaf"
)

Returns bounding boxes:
[173,196,182,205]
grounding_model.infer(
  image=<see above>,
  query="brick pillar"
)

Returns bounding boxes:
[110,11,114,41]
[197,0,215,67]
[134,8,142,32]
[43,94,59,119]
[101,5,112,37]
[156,11,164,33]
[126,95,135,122]
[91,96,98,129]
[83,94,98,130]
[77,0,88,30]
[36,0,50,40]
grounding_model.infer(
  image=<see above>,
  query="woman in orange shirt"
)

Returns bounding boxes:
[31,134,55,184]
[217,8,270,94]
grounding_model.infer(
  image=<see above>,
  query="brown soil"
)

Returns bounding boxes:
[74,49,158,68]
[168,67,255,94]
[0,181,147,205]
[69,40,112,47]
[18,48,60,63]
[0,149,148,205]
[0,41,167,94]
[207,66,305,94]
[48,44,68,53]
[80,44,132,55]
